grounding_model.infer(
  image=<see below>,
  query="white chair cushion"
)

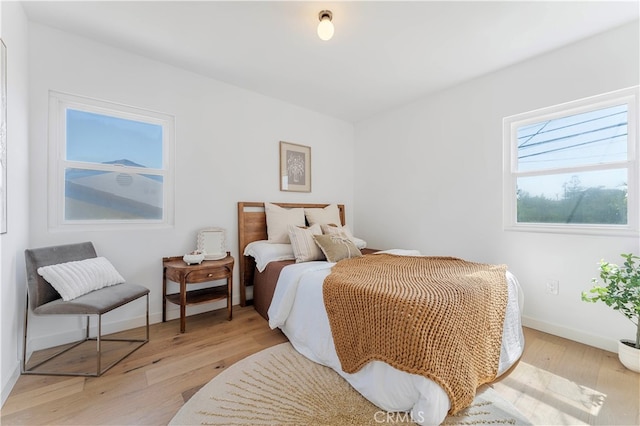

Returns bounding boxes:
[37,257,125,301]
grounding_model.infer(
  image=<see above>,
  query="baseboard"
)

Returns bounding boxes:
[26,296,242,352]
[26,310,156,353]
[1,363,21,408]
[522,315,618,353]
[162,297,235,322]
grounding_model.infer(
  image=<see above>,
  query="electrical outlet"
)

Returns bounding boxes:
[546,280,559,295]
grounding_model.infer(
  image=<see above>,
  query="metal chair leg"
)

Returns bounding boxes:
[21,293,29,373]
[146,293,150,340]
[96,315,102,376]
[22,296,149,377]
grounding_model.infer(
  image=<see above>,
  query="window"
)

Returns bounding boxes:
[48,92,174,229]
[503,87,639,235]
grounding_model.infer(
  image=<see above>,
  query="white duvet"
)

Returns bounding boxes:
[267,252,525,426]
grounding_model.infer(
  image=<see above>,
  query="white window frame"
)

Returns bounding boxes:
[503,86,639,236]
[48,91,175,230]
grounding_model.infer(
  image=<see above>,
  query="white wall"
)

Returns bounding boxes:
[6,4,637,408]
[354,21,640,352]
[1,1,31,406]
[26,23,354,349]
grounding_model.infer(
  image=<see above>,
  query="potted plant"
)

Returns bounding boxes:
[582,253,640,373]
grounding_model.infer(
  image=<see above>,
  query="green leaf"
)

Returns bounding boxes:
[584,253,640,345]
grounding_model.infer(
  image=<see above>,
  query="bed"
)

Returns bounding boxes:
[238,201,366,317]
[237,201,525,425]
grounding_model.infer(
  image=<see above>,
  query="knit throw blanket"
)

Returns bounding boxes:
[322,254,508,414]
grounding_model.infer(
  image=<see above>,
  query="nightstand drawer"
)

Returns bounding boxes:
[186,268,230,283]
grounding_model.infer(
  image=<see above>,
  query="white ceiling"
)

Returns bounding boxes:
[21,1,640,123]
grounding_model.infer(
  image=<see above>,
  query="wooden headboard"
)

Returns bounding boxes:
[237,202,345,306]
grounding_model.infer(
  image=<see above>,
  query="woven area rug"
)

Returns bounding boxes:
[169,342,531,425]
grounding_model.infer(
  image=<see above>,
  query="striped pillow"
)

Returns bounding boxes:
[288,224,324,263]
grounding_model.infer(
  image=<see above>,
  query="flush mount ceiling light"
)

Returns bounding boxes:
[317,10,334,41]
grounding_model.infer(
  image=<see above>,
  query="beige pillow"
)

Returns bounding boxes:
[305,204,341,226]
[321,223,355,239]
[288,224,324,263]
[313,234,362,263]
[265,202,305,243]
[321,223,367,249]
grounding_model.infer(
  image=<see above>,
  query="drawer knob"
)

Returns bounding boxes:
[208,273,213,277]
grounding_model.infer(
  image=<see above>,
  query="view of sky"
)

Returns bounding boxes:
[66,109,163,169]
[64,108,165,220]
[515,103,628,198]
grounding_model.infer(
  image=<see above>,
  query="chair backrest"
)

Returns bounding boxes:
[24,242,97,310]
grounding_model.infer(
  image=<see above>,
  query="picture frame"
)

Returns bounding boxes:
[280,141,311,192]
[0,39,7,234]
[197,227,227,260]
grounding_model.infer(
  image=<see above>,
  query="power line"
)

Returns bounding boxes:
[518,120,550,148]
[518,123,626,151]
[519,133,628,160]
[518,110,626,144]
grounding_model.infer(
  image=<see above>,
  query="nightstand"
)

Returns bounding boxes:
[162,252,234,333]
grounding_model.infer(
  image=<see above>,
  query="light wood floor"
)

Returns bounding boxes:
[2,305,638,425]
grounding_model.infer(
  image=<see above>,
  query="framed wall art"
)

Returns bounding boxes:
[279,141,311,192]
[0,39,7,234]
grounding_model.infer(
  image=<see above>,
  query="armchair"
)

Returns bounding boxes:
[23,242,149,376]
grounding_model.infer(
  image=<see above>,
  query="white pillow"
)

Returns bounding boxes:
[243,240,295,272]
[37,257,125,301]
[304,204,341,226]
[373,249,422,256]
[265,202,305,243]
[321,223,367,249]
[288,224,324,263]
[351,237,368,250]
